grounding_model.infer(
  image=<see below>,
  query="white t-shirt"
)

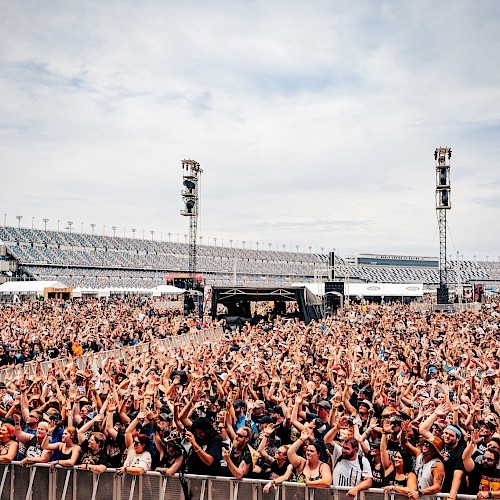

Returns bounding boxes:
[123,445,152,472]
[330,442,373,488]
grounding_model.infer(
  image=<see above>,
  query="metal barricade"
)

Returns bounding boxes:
[0,327,224,382]
[0,463,480,500]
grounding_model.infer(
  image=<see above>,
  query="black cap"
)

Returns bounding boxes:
[269,406,284,416]
[259,416,274,424]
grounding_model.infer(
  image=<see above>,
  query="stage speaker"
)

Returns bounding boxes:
[329,251,335,267]
[437,284,449,304]
[329,251,335,280]
[325,281,344,295]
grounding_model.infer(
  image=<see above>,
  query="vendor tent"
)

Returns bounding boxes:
[0,280,71,300]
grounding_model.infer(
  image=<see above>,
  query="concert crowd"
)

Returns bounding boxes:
[0,298,499,499]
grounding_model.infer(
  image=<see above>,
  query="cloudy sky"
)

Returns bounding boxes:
[1,1,499,260]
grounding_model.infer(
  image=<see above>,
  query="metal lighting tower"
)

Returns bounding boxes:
[435,146,452,304]
[181,159,203,284]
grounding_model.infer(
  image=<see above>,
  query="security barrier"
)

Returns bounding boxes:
[0,326,225,382]
[0,463,478,500]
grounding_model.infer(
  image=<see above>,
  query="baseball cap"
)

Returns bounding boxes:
[270,406,284,417]
[317,400,332,410]
[359,399,373,410]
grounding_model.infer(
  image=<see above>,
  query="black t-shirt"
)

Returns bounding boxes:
[230,445,254,478]
[273,421,292,446]
[186,433,223,475]
[78,439,108,466]
[105,432,126,468]
[368,459,385,488]
[271,459,291,479]
[467,462,500,494]
[441,445,467,494]
[386,438,404,461]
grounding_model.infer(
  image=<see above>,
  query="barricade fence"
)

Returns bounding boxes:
[0,463,479,500]
[0,327,225,382]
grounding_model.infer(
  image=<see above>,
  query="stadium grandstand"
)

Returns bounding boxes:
[1,225,499,289]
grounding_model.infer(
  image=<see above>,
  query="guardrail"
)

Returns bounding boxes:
[0,326,225,382]
[0,463,479,500]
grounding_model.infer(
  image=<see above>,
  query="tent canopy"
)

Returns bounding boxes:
[0,280,69,294]
[152,285,185,294]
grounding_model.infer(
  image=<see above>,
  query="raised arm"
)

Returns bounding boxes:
[462,429,480,473]
[286,428,310,470]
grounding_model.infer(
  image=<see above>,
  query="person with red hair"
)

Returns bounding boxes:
[0,423,19,462]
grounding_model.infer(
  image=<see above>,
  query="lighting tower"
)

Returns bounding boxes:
[435,146,452,304]
[181,159,203,285]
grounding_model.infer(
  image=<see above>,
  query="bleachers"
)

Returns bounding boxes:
[0,226,332,288]
[1,226,499,288]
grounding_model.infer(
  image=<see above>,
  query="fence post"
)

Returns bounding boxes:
[128,475,137,500]
[25,466,37,500]
[90,473,101,500]
[200,478,207,500]
[61,468,72,500]
[159,475,168,500]
[0,465,9,498]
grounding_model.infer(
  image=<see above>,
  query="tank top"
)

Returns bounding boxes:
[58,446,76,461]
[294,462,325,483]
[415,455,441,500]
[385,469,409,487]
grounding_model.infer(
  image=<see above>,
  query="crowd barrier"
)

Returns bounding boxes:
[0,327,225,383]
[410,302,481,313]
[0,463,479,500]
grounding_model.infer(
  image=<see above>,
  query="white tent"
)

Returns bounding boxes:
[0,280,69,295]
[293,282,423,298]
[151,285,185,297]
[72,286,155,298]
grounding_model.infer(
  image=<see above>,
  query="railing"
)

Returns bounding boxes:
[0,326,225,382]
[0,463,479,500]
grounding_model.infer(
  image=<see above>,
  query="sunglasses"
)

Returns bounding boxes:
[133,440,141,445]
[236,433,248,438]
[482,457,495,463]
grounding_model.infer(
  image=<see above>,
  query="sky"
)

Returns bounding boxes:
[1,0,500,261]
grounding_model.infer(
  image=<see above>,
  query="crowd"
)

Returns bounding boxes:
[0,297,209,365]
[0,297,499,500]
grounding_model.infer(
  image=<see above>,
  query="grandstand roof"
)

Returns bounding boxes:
[0,280,69,294]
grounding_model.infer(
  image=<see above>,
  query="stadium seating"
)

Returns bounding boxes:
[1,226,499,289]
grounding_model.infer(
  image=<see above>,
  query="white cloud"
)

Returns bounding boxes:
[1,0,499,260]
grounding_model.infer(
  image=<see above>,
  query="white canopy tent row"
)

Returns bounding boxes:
[0,280,69,294]
[0,281,186,300]
[0,280,72,301]
[293,282,424,298]
[72,284,186,298]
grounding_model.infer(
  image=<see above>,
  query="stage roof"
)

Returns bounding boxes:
[211,285,322,304]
